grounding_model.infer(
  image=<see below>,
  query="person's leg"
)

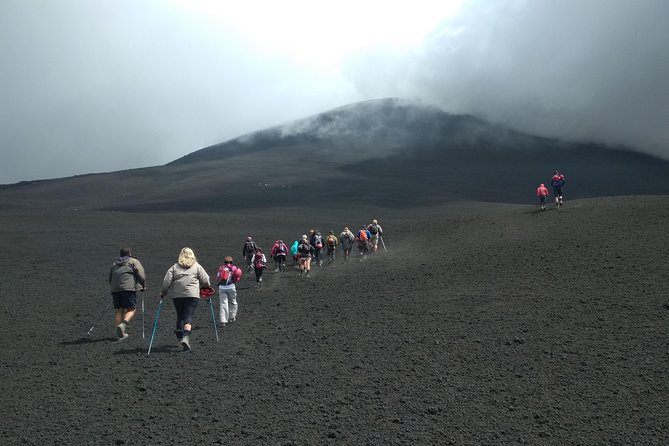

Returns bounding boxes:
[173,298,184,341]
[229,287,238,322]
[116,292,137,337]
[305,257,312,276]
[219,288,229,324]
[180,298,198,350]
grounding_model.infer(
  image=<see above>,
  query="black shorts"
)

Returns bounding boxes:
[553,187,563,196]
[112,291,137,309]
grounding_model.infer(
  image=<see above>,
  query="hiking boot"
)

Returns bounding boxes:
[116,322,127,338]
[181,335,191,351]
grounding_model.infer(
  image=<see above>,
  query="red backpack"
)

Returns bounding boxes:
[217,264,242,285]
[253,254,266,269]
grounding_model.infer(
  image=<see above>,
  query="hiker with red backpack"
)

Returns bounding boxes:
[270,239,288,272]
[356,225,371,258]
[325,231,339,264]
[297,235,315,278]
[251,248,267,290]
[216,256,242,326]
[339,227,355,261]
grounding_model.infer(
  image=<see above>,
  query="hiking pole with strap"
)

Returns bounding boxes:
[147,298,163,356]
[199,286,219,342]
[86,302,112,337]
[141,290,145,339]
[380,235,387,252]
[209,297,219,342]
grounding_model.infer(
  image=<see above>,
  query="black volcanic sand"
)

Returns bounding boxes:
[1,196,667,445]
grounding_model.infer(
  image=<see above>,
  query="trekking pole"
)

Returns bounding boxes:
[86,302,112,337]
[141,291,145,339]
[380,236,387,252]
[147,299,163,356]
[209,297,220,342]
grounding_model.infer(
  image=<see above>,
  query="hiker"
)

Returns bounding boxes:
[270,239,288,272]
[536,183,549,210]
[160,247,210,351]
[325,230,339,263]
[297,235,315,277]
[251,247,267,290]
[356,225,371,258]
[311,230,324,267]
[109,247,146,340]
[290,239,299,268]
[242,236,257,271]
[551,171,566,208]
[339,227,355,261]
[216,256,242,326]
[367,219,383,252]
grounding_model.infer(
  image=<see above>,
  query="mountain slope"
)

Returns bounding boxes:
[1,98,667,211]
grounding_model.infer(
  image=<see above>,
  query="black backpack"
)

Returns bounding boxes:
[245,241,257,253]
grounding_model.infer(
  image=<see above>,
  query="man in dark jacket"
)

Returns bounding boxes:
[109,247,146,340]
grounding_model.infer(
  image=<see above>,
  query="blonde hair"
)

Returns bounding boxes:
[178,247,196,268]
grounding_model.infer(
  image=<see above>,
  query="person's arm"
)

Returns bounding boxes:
[160,267,173,297]
[134,260,147,290]
[198,264,211,287]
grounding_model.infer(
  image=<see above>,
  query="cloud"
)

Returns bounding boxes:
[344,0,669,157]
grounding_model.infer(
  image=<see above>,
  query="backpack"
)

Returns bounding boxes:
[369,224,379,235]
[277,242,287,255]
[313,235,323,249]
[327,235,337,247]
[358,230,368,241]
[245,240,257,253]
[217,264,242,285]
[253,254,266,269]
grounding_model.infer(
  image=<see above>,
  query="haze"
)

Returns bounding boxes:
[1,0,667,184]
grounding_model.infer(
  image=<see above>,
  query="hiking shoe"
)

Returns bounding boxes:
[181,335,191,351]
[116,322,127,338]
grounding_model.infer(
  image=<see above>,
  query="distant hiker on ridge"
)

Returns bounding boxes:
[109,247,146,341]
[290,239,299,268]
[356,225,371,259]
[310,230,324,267]
[251,247,267,290]
[297,235,314,278]
[367,219,383,252]
[159,247,210,351]
[270,239,288,272]
[551,170,566,208]
[325,230,339,264]
[339,227,355,261]
[536,183,549,211]
[242,236,258,271]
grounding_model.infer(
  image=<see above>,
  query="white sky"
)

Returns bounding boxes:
[1,0,667,184]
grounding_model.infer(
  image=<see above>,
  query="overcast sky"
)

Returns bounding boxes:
[1,0,667,184]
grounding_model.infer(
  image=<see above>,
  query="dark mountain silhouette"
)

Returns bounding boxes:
[1,98,668,211]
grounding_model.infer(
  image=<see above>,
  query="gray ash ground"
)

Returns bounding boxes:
[1,196,667,445]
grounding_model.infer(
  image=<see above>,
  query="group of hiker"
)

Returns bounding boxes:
[107,219,384,351]
[536,170,566,211]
